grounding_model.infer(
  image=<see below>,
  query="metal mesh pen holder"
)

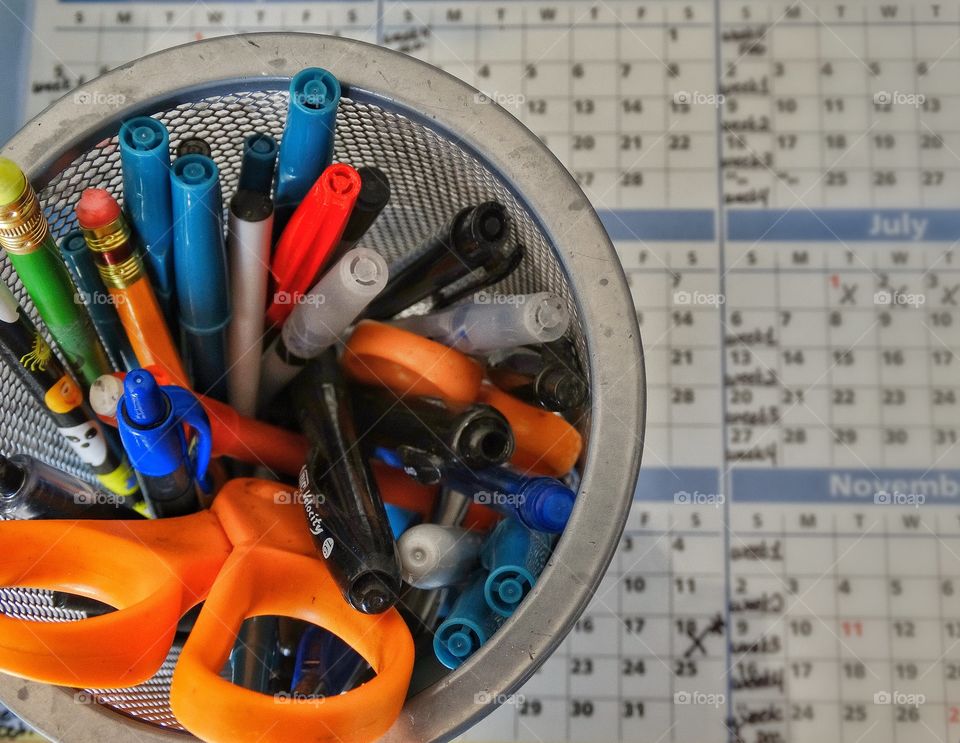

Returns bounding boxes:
[0,34,643,742]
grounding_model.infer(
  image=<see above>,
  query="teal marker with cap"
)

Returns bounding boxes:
[481,518,553,617]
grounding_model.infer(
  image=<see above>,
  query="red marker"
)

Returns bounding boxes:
[267,163,361,325]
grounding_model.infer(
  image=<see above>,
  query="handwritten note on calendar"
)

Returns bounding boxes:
[19,1,960,741]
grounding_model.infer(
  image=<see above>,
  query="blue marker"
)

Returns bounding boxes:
[119,116,176,325]
[238,133,279,195]
[433,573,504,669]
[273,67,341,234]
[116,369,212,518]
[481,519,553,617]
[59,229,138,370]
[170,154,230,400]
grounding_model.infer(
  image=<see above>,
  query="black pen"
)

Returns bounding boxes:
[291,351,402,614]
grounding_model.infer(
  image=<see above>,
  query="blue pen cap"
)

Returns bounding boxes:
[481,519,552,617]
[238,133,279,195]
[517,476,575,533]
[274,68,341,216]
[433,573,504,670]
[119,117,175,302]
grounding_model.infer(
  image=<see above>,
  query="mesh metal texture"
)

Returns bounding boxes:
[1,89,590,733]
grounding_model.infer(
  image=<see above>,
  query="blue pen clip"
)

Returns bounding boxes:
[164,385,213,492]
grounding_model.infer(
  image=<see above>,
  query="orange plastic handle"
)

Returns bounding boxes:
[342,321,483,403]
[0,479,414,743]
[478,383,583,477]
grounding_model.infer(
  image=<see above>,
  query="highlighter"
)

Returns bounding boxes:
[76,188,189,389]
[364,201,510,320]
[273,67,341,234]
[391,293,570,354]
[481,518,552,617]
[119,116,176,325]
[259,247,388,407]
[0,157,111,386]
[292,351,401,614]
[399,524,484,590]
[267,162,362,325]
[433,573,504,669]
[170,154,230,400]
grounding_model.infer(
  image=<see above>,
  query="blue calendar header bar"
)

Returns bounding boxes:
[728,209,960,242]
[634,467,721,501]
[732,468,960,504]
[599,209,716,242]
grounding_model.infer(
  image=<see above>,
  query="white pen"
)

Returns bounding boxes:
[258,247,388,408]
[390,292,570,354]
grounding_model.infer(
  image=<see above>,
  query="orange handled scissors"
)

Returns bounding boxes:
[0,478,414,743]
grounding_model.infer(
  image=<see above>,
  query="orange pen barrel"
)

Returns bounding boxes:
[77,188,189,388]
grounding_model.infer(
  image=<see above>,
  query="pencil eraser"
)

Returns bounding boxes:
[76,188,121,229]
[0,157,27,206]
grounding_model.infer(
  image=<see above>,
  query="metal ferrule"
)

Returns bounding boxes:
[81,217,141,289]
[0,181,49,255]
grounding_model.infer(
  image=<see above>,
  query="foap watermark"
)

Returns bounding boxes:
[274,691,326,704]
[73,90,127,107]
[474,691,526,706]
[874,690,925,707]
[475,490,525,507]
[674,490,725,508]
[474,91,525,109]
[74,691,95,705]
[474,291,526,306]
[874,90,926,109]
[673,690,725,708]
[674,289,725,306]
[273,490,323,506]
[874,289,925,308]
[273,291,325,307]
[74,490,127,507]
[674,90,725,108]
[74,290,125,307]
[874,490,925,508]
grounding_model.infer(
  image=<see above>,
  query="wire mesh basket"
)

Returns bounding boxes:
[0,33,644,742]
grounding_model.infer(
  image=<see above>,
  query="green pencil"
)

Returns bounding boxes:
[0,158,111,386]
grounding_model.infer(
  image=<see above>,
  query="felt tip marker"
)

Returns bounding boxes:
[332,166,390,260]
[481,518,552,617]
[0,281,138,498]
[350,387,515,471]
[117,369,212,517]
[76,188,189,389]
[433,573,504,669]
[364,201,510,320]
[273,67,341,235]
[267,162,361,325]
[485,345,587,413]
[238,133,279,195]
[0,452,143,520]
[227,188,274,417]
[398,524,484,590]
[259,247,388,407]
[0,157,111,386]
[170,154,231,400]
[119,116,177,324]
[391,292,570,354]
[58,229,139,371]
[292,351,401,614]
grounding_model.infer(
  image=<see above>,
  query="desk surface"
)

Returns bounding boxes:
[7,2,960,742]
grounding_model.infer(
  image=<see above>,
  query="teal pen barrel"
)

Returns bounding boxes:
[273,67,341,234]
[433,574,504,669]
[119,117,176,325]
[58,229,138,371]
[170,154,230,400]
[481,518,552,617]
